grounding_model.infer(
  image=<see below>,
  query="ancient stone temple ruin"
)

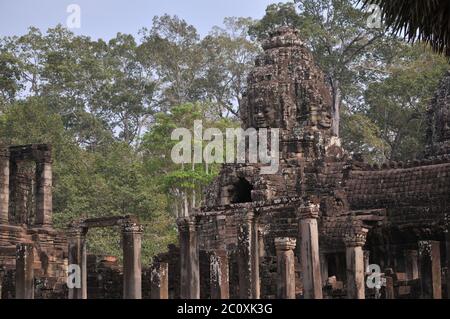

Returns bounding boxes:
[164,27,450,299]
[0,27,449,299]
[0,144,67,298]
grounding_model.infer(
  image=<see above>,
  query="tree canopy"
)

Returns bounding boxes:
[1,2,448,263]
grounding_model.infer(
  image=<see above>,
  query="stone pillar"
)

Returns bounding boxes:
[178,217,200,299]
[237,211,260,299]
[210,249,229,299]
[446,230,450,299]
[15,243,34,299]
[67,225,87,299]
[275,237,297,299]
[384,268,395,299]
[404,250,419,280]
[0,148,9,224]
[150,262,168,299]
[122,222,143,299]
[363,251,370,274]
[343,227,368,299]
[0,267,4,299]
[298,204,323,299]
[418,240,442,299]
[35,159,52,227]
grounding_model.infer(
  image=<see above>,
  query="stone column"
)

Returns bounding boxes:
[446,230,450,299]
[67,225,87,299]
[363,251,370,274]
[343,227,368,299]
[122,222,143,299]
[298,204,323,299]
[150,262,168,299]
[237,211,260,299]
[15,243,34,299]
[35,158,52,227]
[404,250,419,280]
[0,267,4,299]
[178,217,200,299]
[418,240,442,299]
[210,249,229,299]
[384,268,395,299]
[0,148,9,224]
[275,237,297,299]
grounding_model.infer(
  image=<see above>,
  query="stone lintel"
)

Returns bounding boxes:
[122,222,144,234]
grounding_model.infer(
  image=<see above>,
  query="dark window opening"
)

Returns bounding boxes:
[231,178,253,204]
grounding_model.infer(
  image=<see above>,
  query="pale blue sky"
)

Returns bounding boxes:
[0,0,290,40]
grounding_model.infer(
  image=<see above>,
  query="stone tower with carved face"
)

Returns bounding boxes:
[240,27,337,162]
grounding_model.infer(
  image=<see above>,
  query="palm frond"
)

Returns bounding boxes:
[361,0,450,56]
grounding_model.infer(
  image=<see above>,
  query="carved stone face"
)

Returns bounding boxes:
[318,112,332,129]
[253,100,278,129]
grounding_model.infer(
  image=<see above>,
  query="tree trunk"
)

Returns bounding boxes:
[331,80,341,137]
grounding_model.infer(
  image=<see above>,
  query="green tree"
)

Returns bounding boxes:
[138,15,205,110]
[363,45,449,161]
[202,17,260,117]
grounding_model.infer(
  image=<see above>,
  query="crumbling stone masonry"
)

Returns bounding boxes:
[167,27,450,299]
[67,215,144,299]
[1,27,449,300]
[0,144,67,299]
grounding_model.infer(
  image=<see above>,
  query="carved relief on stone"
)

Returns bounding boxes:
[343,227,368,247]
[122,222,144,234]
[418,240,433,257]
[241,27,333,139]
[274,237,297,251]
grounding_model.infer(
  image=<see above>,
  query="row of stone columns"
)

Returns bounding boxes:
[61,236,446,300]
[176,210,450,299]
[176,205,357,300]
[67,222,143,299]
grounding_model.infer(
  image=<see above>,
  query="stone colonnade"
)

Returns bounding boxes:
[176,203,326,300]
[67,218,143,299]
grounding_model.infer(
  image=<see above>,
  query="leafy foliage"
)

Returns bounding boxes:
[0,5,448,264]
